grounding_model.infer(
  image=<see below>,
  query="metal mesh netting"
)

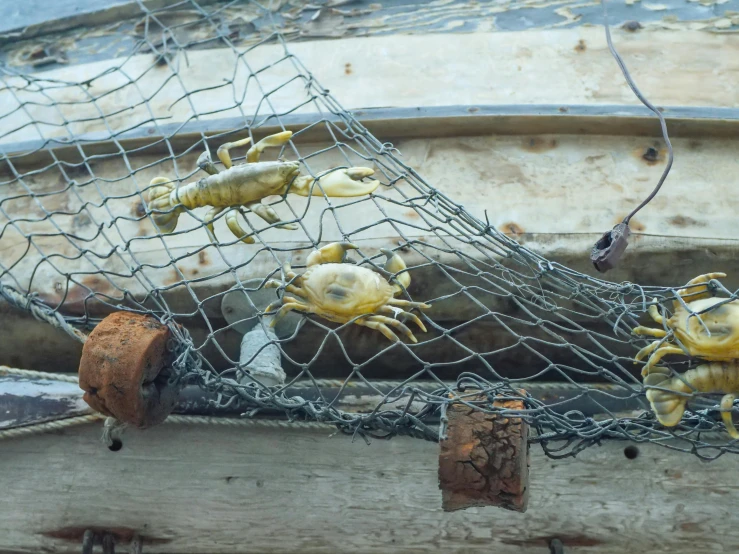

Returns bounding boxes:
[2,0,738,460]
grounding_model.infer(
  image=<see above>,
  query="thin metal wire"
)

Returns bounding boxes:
[0,0,736,460]
[600,0,674,225]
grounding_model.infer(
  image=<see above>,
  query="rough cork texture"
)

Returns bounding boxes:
[78,311,178,429]
[438,392,530,513]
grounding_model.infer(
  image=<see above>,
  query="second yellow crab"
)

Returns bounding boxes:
[633,272,739,437]
[633,272,739,375]
[265,242,430,343]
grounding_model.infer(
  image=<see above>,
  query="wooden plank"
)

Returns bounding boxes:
[1,422,738,553]
[0,370,646,426]
[2,28,739,146]
[4,0,739,68]
[0,0,184,38]
[4,105,739,174]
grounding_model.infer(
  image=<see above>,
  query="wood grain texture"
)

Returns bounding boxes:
[4,0,739,68]
[2,28,739,147]
[1,422,738,553]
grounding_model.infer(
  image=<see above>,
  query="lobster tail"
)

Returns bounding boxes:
[644,367,691,427]
[147,177,181,233]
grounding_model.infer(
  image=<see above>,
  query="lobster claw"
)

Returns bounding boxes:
[291,167,380,197]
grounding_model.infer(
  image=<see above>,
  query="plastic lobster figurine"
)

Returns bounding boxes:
[633,272,739,437]
[265,242,430,343]
[146,131,379,244]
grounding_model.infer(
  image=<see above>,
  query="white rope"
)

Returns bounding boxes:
[0,414,105,441]
[0,412,335,443]
[0,365,79,383]
[0,283,88,343]
[1,366,622,393]
[164,415,333,428]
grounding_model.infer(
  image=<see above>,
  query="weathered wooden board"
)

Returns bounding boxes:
[3,0,739,67]
[2,28,739,147]
[0,422,737,553]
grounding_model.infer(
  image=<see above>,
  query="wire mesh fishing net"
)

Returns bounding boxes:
[2,0,739,460]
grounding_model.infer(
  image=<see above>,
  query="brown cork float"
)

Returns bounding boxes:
[78,311,180,429]
[438,391,530,513]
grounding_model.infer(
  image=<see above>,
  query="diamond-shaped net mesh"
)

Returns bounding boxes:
[2,0,739,460]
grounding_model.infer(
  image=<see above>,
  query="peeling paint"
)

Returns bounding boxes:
[3,0,739,72]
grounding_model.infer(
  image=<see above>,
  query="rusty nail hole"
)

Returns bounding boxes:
[549,538,564,554]
[624,445,639,459]
[642,147,659,163]
[109,438,123,452]
[623,20,642,31]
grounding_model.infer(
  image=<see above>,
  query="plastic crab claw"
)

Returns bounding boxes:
[291,167,380,197]
[381,248,411,290]
[307,242,358,266]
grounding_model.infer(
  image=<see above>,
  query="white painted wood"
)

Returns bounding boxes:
[2,28,738,146]
[0,422,737,553]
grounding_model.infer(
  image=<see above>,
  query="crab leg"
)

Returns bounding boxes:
[635,340,661,362]
[387,298,431,310]
[270,283,304,296]
[266,296,311,323]
[216,136,254,169]
[356,318,401,343]
[366,315,417,343]
[246,131,293,164]
[245,200,299,231]
[720,394,739,439]
[378,306,427,332]
[272,302,310,323]
[282,262,301,284]
[677,272,727,303]
[647,301,664,325]
[224,208,255,244]
[265,264,302,288]
[632,326,668,338]
[380,248,412,291]
[640,345,688,376]
[203,206,225,243]
[307,242,358,267]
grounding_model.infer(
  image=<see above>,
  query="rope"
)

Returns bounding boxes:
[0,412,335,443]
[0,283,88,344]
[0,365,79,383]
[0,366,627,393]
[0,414,104,441]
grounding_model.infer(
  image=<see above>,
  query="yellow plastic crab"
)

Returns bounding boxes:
[265,242,430,343]
[643,362,739,438]
[634,272,739,437]
[633,272,739,376]
[146,131,379,244]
